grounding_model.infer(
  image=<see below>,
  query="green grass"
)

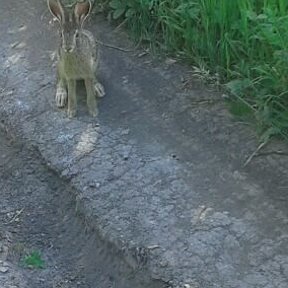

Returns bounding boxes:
[21,251,45,269]
[98,0,288,141]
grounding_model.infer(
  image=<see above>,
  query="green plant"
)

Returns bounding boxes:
[108,0,129,19]
[100,0,288,140]
[22,251,45,269]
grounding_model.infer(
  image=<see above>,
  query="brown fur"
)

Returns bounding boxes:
[47,0,105,118]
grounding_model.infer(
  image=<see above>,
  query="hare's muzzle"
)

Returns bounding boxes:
[62,38,76,53]
[61,29,77,53]
[63,47,74,53]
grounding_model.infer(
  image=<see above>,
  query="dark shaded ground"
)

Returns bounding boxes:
[0,128,165,288]
[1,0,288,287]
[0,128,106,288]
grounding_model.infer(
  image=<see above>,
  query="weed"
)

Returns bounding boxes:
[100,0,288,140]
[21,251,45,269]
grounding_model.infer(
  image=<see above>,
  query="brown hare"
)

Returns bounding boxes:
[47,0,105,118]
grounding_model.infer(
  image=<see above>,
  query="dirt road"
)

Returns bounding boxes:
[0,127,163,288]
[1,0,288,287]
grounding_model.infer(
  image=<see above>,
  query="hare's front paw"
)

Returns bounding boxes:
[88,106,98,118]
[55,86,67,108]
[67,108,76,118]
[94,82,105,98]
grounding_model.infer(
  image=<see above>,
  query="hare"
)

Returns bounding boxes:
[47,0,105,118]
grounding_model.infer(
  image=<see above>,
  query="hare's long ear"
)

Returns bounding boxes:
[74,0,91,27]
[47,0,65,24]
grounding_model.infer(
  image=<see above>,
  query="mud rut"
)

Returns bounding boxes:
[0,128,163,288]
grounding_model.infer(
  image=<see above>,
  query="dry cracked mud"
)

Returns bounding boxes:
[1,0,288,287]
[0,128,164,288]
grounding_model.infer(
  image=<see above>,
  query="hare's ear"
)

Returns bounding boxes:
[47,0,65,23]
[74,0,92,27]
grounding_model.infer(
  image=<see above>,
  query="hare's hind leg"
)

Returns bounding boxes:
[85,78,98,117]
[67,79,77,118]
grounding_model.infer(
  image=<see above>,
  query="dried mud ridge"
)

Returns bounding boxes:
[0,128,165,288]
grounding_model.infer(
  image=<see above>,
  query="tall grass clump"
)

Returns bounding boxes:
[102,0,288,140]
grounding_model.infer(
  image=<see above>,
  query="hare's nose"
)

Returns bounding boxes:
[64,47,73,53]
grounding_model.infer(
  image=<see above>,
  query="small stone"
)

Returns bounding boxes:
[123,154,129,161]
[121,128,130,136]
[0,267,9,273]
[165,58,177,65]
[88,182,100,188]
[160,260,168,267]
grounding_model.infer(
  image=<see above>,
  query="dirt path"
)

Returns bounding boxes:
[1,0,288,287]
[0,127,113,288]
[0,128,162,288]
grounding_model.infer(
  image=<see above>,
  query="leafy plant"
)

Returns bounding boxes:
[108,0,128,19]
[102,0,288,140]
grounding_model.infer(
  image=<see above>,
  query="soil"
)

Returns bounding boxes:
[1,0,288,287]
[0,128,163,288]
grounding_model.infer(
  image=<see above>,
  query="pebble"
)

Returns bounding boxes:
[0,266,9,273]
